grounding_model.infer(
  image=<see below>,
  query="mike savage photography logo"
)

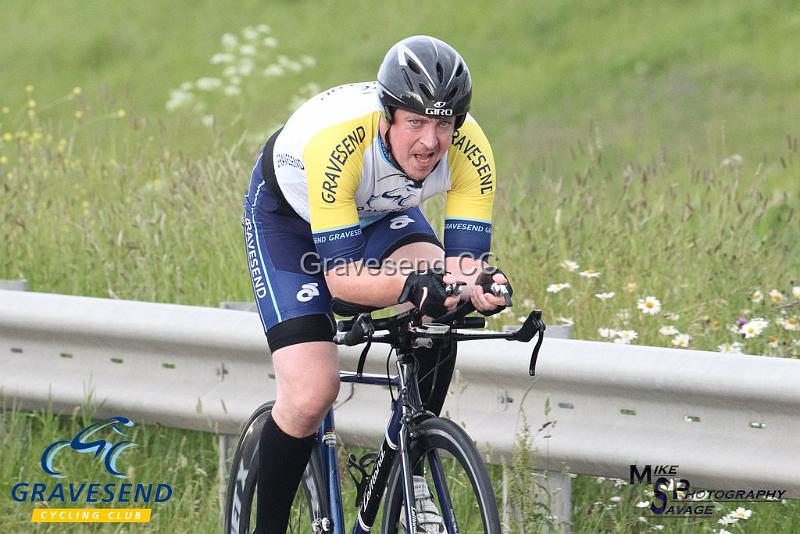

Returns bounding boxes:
[11,416,173,523]
[629,464,786,521]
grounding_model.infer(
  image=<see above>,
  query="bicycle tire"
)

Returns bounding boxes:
[223,402,331,534]
[381,417,501,533]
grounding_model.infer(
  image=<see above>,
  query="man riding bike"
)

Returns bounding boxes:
[243,35,509,534]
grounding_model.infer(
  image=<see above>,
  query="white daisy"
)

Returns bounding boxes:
[777,316,799,331]
[718,342,744,354]
[739,318,768,338]
[637,296,662,315]
[196,77,222,91]
[751,289,763,303]
[672,333,691,348]
[579,268,601,278]
[615,330,638,344]
[560,260,579,272]
[730,507,752,519]
[659,325,679,336]
[546,283,570,293]
[598,328,618,339]
[635,501,650,508]
[769,289,785,303]
[595,292,615,301]
[793,286,800,300]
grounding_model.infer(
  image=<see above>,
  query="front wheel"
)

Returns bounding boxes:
[223,402,331,534]
[381,417,501,533]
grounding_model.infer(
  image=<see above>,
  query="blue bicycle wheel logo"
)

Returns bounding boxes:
[40,416,137,479]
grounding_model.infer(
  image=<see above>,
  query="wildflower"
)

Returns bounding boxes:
[561,260,579,271]
[664,479,687,499]
[72,86,82,95]
[711,320,721,330]
[263,37,278,48]
[116,109,126,119]
[256,24,271,33]
[546,283,570,293]
[653,527,664,531]
[239,44,257,56]
[210,53,235,64]
[300,55,316,67]
[196,77,222,91]
[659,325,679,336]
[769,289,785,303]
[719,530,733,534]
[638,516,648,524]
[237,60,254,77]
[609,496,621,503]
[718,342,743,354]
[730,507,752,519]
[0,156,7,164]
[74,111,83,120]
[768,336,779,348]
[579,268,601,278]
[615,330,638,344]
[224,86,242,96]
[221,33,238,50]
[664,311,680,321]
[637,296,662,315]
[264,64,284,77]
[777,316,799,331]
[166,89,193,111]
[625,282,638,293]
[522,299,535,308]
[672,334,691,348]
[27,99,36,109]
[3,132,12,142]
[718,516,738,524]
[81,200,90,216]
[1,107,9,114]
[242,26,260,41]
[595,292,615,301]
[616,309,631,323]
[751,289,763,303]
[598,328,617,339]
[794,286,800,300]
[739,318,768,339]
[201,115,214,128]
[517,316,527,323]
[721,154,743,167]
[635,501,650,508]
[25,84,34,92]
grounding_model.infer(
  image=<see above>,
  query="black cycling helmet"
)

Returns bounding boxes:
[377,35,472,129]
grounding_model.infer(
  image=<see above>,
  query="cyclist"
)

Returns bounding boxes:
[244,35,509,533]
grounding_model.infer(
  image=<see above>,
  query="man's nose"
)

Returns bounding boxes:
[418,123,437,149]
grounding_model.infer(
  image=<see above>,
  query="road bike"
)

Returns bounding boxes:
[224,284,545,533]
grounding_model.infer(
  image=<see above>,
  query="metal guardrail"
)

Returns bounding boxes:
[2,289,799,500]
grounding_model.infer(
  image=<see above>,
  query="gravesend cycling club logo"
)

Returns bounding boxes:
[11,416,173,524]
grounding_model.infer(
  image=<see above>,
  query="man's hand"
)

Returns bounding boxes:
[398,269,460,318]
[471,269,512,316]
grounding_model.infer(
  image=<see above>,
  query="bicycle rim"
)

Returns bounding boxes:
[381,417,501,534]
[223,402,330,534]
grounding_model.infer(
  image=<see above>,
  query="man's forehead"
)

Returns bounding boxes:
[395,108,453,121]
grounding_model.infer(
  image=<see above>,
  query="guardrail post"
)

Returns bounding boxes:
[0,279,27,291]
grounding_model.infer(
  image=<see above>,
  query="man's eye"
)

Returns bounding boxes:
[438,120,453,128]
[409,119,421,126]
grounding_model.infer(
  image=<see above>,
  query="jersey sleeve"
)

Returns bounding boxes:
[303,117,372,268]
[444,118,495,259]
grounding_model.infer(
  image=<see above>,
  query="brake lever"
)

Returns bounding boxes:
[510,310,546,376]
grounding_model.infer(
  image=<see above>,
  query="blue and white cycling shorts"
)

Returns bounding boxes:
[243,160,441,352]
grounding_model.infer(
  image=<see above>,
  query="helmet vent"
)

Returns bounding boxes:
[446,87,458,101]
[455,63,464,77]
[407,58,422,75]
[402,71,414,91]
[418,83,434,100]
[435,62,444,82]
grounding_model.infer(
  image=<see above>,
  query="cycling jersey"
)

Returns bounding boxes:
[266,82,496,265]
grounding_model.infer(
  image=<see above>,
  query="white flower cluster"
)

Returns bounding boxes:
[598,328,638,344]
[166,24,316,119]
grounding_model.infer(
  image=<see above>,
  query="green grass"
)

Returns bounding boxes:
[3,407,799,533]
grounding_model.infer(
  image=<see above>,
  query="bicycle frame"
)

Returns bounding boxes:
[315,353,447,534]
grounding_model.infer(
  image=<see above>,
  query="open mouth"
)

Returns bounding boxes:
[413,151,435,166]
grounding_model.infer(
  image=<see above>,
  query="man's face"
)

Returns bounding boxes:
[388,109,455,181]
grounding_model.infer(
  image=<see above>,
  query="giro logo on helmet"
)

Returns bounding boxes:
[425,107,453,116]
